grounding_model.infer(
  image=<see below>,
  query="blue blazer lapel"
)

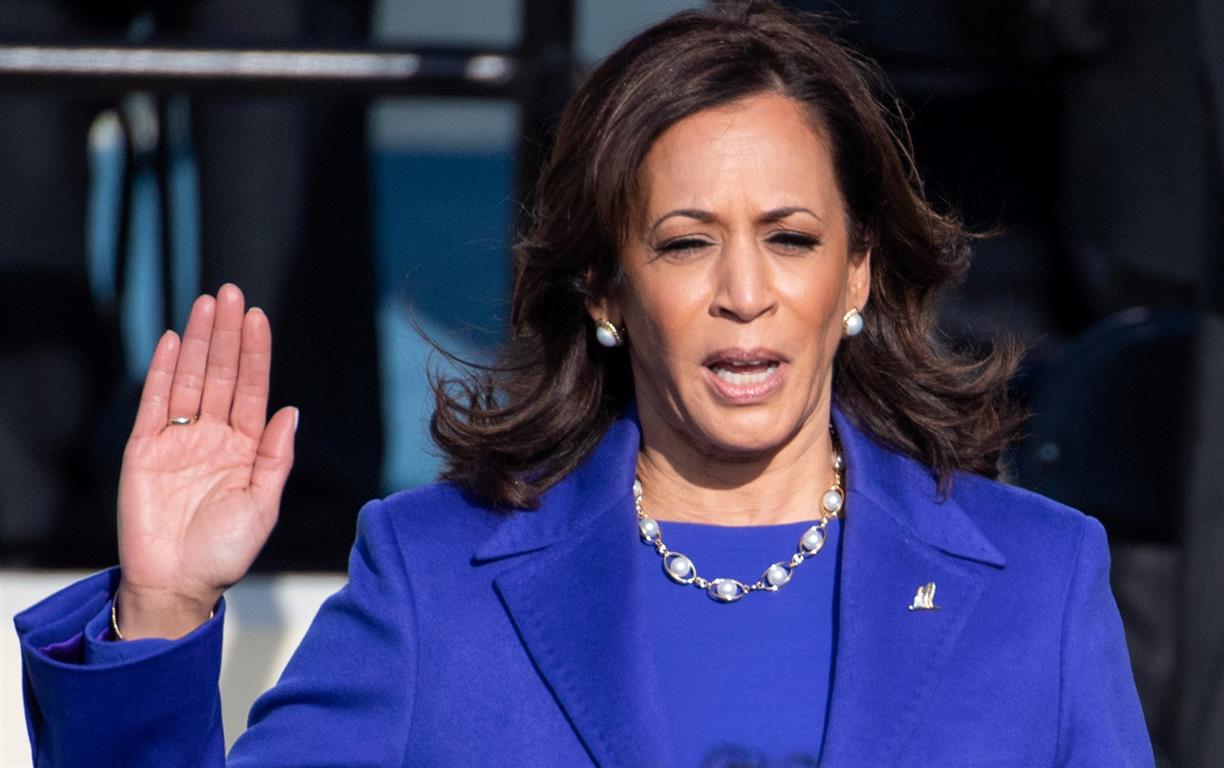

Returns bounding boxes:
[821,408,1007,766]
[476,413,669,768]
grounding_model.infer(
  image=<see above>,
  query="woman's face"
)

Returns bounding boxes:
[594,92,870,461]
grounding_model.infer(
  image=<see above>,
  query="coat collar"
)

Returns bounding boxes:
[472,409,640,563]
[477,403,1007,767]
[474,404,1005,567]
[831,406,1006,568]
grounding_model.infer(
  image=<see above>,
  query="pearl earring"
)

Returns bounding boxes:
[842,308,864,337]
[594,319,624,347]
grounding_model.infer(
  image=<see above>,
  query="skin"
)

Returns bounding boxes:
[589,92,871,525]
[116,285,297,639]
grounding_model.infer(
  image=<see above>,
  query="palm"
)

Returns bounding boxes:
[121,422,267,593]
[116,285,297,634]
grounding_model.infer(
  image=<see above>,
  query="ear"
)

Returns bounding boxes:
[584,270,623,325]
[585,296,624,331]
[846,246,872,312]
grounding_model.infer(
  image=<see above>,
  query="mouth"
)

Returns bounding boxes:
[702,348,787,403]
[709,360,780,385]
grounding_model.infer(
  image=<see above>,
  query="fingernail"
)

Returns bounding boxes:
[293,408,300,433]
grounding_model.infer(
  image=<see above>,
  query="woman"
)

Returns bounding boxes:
[15,2,1152,766]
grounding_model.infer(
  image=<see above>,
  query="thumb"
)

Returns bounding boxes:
[250,405,298,508]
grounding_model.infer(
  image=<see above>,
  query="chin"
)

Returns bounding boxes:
[692,404,797,457]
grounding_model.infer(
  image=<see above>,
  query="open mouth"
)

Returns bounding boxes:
[702,348,787,402]
[708,360,780,385]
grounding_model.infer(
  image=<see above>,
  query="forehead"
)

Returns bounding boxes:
[636,92,841,220]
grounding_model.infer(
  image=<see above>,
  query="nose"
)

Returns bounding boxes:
[711,234,777,323]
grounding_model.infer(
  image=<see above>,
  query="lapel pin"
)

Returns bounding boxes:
[908,582,940,611]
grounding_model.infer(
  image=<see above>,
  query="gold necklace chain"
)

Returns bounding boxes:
[634,426,844,603]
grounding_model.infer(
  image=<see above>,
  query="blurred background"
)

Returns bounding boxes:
[0,0,1220,765]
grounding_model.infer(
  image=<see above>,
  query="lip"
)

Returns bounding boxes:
[702,347,788,404]
[701,347,789,368]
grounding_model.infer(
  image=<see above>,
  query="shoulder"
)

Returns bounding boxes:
[838,404,1104,570]
[949,469,1100,538]
[948,469,1108,575]
[354,481,508,570]
[370,480,506,538]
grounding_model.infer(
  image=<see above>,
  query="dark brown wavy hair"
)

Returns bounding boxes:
[430,0,1024,508]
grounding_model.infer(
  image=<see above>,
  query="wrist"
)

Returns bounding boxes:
[113,582,219,640]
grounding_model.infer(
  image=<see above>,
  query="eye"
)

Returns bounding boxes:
[654,237,713,256]
[767,231,821,252]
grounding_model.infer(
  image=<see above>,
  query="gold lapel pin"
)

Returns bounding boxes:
[908,582,940,611]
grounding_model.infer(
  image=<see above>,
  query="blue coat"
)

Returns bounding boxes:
[15,406,1154,767]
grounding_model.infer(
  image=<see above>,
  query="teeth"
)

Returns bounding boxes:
[713,363,778,385]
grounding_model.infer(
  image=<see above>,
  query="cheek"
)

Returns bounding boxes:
[781,265,849,341]
[620,269,704,361]
[625,293,690,375]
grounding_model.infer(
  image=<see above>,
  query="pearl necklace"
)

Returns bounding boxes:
[634,428,845,603]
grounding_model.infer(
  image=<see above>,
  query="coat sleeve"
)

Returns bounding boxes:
[15,569,227,768]
[1054,515,1156,767]
[13,498,418,768]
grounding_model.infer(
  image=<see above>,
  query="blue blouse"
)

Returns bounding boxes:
[636,515,844,768]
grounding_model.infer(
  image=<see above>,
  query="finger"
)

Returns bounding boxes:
[167,294,217,421]
[199,284,246,423]
[230,307,272,440]
[250,406,298,511]
[131,331,180,437]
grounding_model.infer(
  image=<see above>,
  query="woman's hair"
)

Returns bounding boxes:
[430,0,1024,508]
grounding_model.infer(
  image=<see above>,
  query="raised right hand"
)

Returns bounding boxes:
[114,284,298,639]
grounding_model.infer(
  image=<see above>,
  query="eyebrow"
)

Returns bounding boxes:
[761,206,823,224]
[649,206,823,233]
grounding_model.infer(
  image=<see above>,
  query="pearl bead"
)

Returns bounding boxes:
[638,517,659,541]
[844,310,864,337]
[766,564,790,587]
[667,555,692,579]
[595,323,620,348]
[717,580,739,598]
[833,452,845,472]
[822,489,844,514]
[632,479,643,498]
[801,526,826,553]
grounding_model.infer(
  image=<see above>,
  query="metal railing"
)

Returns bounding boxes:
[0,0,575,200]
[0,45,516,97]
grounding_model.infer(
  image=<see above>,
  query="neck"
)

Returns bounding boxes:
[634,399,838,526]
